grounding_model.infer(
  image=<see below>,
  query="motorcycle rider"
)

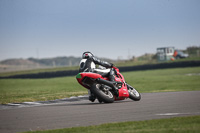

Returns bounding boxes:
[79,51,118,102]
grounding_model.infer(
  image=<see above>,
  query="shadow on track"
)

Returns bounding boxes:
[49,99,136,107]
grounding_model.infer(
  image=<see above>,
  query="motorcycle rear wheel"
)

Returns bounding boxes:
[91,83,114,103]
[127,84,141,101]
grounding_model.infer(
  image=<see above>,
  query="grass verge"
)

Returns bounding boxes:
[0,67,200,104]
[24,115,200,133]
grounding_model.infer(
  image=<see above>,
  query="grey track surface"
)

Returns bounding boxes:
[0,91,200,133]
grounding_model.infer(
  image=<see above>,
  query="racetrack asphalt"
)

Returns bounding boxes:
[0,91,200,133]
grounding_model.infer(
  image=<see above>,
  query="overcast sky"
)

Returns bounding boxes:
[0,0,200,61]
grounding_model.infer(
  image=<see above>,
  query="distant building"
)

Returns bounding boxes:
[157,47,175,61]
[157,47,189,61]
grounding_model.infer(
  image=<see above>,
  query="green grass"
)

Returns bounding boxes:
[0,67,200,104]
[124,66,200,93]
[24,115,200,133]
[0,77,86,104]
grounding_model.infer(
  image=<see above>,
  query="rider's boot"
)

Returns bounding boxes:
[88,90,96,102]
[109,68,119,96]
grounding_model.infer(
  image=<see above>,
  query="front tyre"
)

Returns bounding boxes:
[91,83,114,103]
[127,84,141,101]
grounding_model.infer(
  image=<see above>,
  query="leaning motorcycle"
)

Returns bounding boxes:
[76,66,141,103]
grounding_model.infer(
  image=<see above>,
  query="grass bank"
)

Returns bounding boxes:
[0,67,200,104]
[124,66,200,93]
[24,115,200,133]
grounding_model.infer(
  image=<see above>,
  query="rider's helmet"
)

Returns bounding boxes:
[82,51,94,59]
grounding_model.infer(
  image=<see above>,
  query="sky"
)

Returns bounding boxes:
[0,0,200,61]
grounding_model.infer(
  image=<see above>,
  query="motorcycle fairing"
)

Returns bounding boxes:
[117,84,129,99]
[76,70,129,100]
[76,72,108,89]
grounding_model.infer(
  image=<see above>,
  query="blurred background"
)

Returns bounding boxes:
[0,0,200,72]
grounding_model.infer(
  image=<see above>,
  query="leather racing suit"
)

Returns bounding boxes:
[79,56,115,81]
[79,55,116,102]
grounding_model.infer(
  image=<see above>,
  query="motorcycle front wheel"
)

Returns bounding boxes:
[127,84,141,101]
[91,83,114,103]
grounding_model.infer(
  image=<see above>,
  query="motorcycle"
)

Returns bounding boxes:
[76,66,141,103]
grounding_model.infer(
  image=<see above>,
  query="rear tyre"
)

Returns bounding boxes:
[127,84,141,101]
[91,83,114,103]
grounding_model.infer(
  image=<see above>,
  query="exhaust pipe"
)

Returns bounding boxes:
[96,78,115,90]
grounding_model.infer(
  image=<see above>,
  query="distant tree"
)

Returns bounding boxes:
[186,46,200,57]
